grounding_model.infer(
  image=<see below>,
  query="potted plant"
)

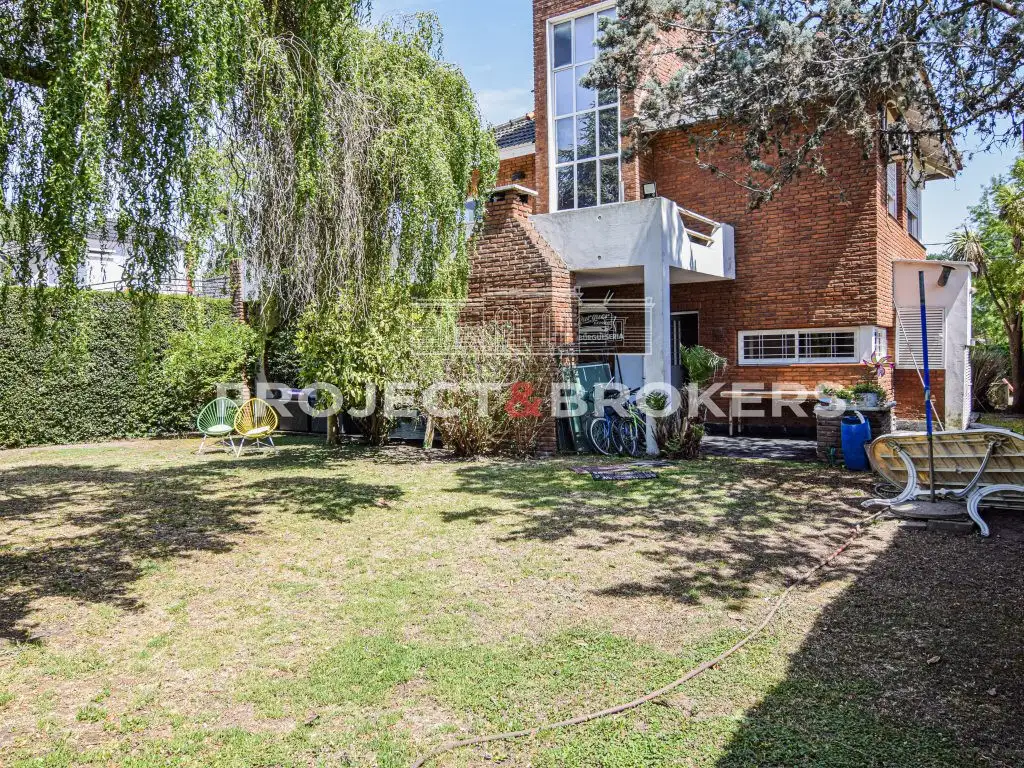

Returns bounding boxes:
[650,345,727,459]
[851,380,887,408]
[818,386,854,412]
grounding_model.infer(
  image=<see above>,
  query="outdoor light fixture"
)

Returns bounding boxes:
[642,182,657,199]
[938,265,954,287]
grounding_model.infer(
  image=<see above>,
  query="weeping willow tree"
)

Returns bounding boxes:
[1,0,370,290]
[1,0,497,437]
[0,1,494,295]
[230,17,498,443]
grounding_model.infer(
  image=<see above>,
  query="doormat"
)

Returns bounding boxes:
[589,468,659,481]
[571,461,671,475]
[590,470,659,481]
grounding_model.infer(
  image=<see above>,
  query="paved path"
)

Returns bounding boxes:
[703,435,819,463]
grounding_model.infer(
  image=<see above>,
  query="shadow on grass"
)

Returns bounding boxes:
[447,458,877,605]
[444,458,1024,763]
[0,445,402,642]
[715,522,1024,766]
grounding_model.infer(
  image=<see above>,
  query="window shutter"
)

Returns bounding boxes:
[886,163,898,217]
[896,307,945,370]
[905,171,922,239]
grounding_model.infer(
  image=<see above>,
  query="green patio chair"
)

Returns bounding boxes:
[196,397,240,455]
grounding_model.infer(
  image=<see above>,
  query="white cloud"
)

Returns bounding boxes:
[476,87,534,126]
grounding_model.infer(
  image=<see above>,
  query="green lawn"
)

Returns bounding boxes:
[1,438,1022,767]
[976,413,1024,434]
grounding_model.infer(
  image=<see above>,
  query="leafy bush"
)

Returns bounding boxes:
[432,324,556,457]
[159,312,259,432]
[652,345,726,460]
[971,345,1010,411]
[294,286,442,445]
[0,289,237,447]
[263,323,303,387]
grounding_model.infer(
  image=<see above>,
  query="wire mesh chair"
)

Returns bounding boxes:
[233,398,280,456]
[196,397,240,455]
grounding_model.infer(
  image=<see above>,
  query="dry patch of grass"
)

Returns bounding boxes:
[0,438,1021,767]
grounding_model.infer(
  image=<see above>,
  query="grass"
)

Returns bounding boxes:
[1,437,1022,767]
[976,413,1024,434]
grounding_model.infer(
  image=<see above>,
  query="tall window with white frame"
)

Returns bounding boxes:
[551,6,620,211]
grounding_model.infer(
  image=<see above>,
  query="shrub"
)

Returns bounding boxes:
[159,312,259,432]
[432,324,556,457]
[971,346,1010,411]
[652,345,725,460]
[263,323,303,387]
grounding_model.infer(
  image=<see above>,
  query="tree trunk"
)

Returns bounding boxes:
[326,413,341,446]
[1009,318,1024,413]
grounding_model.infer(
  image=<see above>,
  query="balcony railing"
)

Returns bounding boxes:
[678,206,720,246]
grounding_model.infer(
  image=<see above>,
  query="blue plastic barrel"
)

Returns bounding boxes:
[841,412,872,471]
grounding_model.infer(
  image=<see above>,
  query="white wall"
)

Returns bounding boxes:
[892,261,973,428]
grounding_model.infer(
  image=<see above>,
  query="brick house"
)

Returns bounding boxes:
[470,0,974,449]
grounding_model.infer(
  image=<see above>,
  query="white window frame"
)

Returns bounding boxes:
[547,0,621,213]
[738,326,882,366]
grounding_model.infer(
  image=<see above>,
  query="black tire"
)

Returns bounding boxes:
[617,417,644,457]
[588,417,615,456]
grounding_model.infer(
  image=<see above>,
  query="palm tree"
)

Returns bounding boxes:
[947,165,1024,412]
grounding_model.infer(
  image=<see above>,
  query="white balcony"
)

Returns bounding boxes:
[529,197,735,288]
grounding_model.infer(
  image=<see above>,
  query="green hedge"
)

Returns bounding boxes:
[0,289,237,448]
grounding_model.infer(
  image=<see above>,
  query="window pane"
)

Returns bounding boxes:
[555,68,574,116]
[744,333,796,361]
[577,161,597,208]
[557,166,575,211]
[798,332,856,360]
[574,14,595,63]
[576,113,596,160]
[599,84,617,108]
[599,107,618,155]
[600,160,620,205]
[556,118,575,163]
[553,22,572,69]
[575,64,596,111]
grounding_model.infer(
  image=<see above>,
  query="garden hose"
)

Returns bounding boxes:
[410,510,889,768]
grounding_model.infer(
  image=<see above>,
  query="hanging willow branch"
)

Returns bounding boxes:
[226,16,498,325]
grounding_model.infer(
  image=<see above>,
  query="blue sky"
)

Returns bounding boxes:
[372,0,1019,251]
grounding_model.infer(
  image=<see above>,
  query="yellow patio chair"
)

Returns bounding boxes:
[233,398,280,456]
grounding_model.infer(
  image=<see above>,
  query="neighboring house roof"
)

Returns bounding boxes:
[494,114,536,149]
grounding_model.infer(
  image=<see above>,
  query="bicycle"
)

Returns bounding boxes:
[586,385,646,457]
[615,397,647,457]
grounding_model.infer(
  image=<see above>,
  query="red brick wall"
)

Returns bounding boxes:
[497,153,537,192]
[876,159,927,326]
[651,128,882,345]
[893,369,945,424]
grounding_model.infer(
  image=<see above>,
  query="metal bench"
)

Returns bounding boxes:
[863,428,1024,536]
